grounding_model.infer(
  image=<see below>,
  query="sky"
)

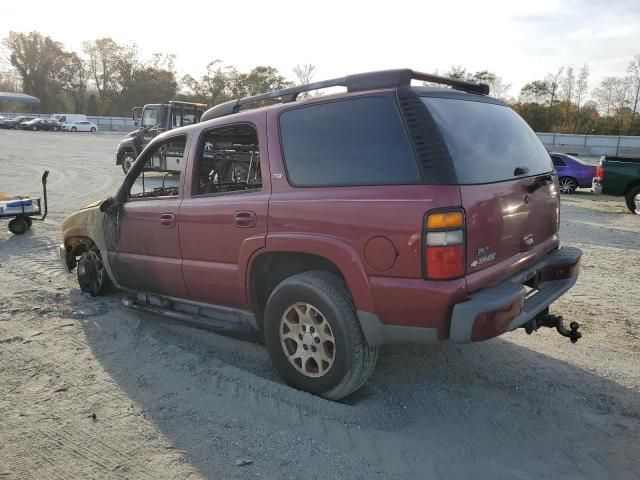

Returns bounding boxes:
[1,0,639,97]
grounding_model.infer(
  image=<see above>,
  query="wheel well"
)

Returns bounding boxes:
[250,252,345,327]
[623,180,640,196]
[65,236,96,270]
[116,148,135,163]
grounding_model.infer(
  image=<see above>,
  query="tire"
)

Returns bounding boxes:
[559,177,578,194]
[77,248,112,296]
[121,153,135,174]
[71,127,77,132]
[8,217,29,235]
[53,126,59,132]
[32,126,37,131]
[263,271,378,400]
[90,127,96,132]
[625,185,640,215]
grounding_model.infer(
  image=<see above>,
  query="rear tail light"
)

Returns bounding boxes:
[424,210,465,280]
[595,164,605,181]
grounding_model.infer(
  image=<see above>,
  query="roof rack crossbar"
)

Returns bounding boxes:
[200,69,489,122]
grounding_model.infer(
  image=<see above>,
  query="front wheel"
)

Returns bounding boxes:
[264,271,378,400]
[559,177,578,194]
[121,153,135,174]
[90,127,96,132]
[625,185,640,215]
[77,248,112,296]
[71,127,77,132]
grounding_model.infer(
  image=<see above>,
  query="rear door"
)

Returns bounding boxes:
[422,97,558,291]
[177,118,269,309]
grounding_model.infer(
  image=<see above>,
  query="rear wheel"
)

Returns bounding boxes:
[90,127,96,132]
[264,271,378,400]
[71,127,77,132]
[8,217,29,235]
[77,248,112,296]
[559,177,578,194]
[625,185,640,215]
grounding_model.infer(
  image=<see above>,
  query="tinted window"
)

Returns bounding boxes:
[422,98,553,184]
[551,155,566,167]
[280,97,421,186]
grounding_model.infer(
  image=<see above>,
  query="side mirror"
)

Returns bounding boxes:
[99,196,117,213]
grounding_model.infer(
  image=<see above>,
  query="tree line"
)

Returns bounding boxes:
[1,31,640,135]
[0,32,293,116]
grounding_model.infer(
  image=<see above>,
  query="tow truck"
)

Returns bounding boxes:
[115,101,207,173]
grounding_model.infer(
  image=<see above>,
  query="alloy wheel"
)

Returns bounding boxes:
[279,302,336,378]
[559,178,577,194]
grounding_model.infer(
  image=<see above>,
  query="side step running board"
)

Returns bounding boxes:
[123,295,258,342]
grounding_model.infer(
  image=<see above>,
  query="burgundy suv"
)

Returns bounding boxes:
[60,69,582,399]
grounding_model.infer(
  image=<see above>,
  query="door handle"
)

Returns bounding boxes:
[160,213,176,228]
[234,211,257,228]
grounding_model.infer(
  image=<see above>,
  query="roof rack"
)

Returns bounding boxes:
[200,68,489,122]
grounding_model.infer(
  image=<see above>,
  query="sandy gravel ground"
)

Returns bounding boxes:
[0,130,638,480]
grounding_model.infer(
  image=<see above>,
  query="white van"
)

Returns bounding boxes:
[51,114,88,124]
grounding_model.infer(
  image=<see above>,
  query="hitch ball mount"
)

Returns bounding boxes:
[525,313,582,343]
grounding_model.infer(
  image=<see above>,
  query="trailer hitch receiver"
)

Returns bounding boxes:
[524,313,582,343]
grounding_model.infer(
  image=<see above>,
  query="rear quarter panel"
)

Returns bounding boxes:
[602,160,640,196]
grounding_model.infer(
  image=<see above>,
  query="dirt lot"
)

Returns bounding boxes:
[0,129,639,480]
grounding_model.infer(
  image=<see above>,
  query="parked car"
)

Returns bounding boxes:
[550,153,597,193]
[59,69,582,400]
[20,118,62,132]
[63,120,98,132]
[592,156,640,214]
[51,113,88,124]
[0,115,36,129]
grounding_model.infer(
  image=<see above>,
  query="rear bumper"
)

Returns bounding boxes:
[450,247,581,343]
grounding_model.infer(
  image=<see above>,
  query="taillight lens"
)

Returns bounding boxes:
[595,165,605,181]
[424,209,465,280]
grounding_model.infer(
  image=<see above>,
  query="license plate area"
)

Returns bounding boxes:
[523,270,541,299]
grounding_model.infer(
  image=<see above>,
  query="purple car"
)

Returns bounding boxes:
[550,153,597,194]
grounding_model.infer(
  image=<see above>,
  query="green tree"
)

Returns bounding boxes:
[3,31,74,112]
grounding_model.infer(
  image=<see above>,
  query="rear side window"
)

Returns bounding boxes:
[422,98,553,184]
[551,155,566,167]
[280,97,421,187]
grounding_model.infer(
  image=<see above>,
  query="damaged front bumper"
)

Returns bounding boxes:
[450,247,581,343]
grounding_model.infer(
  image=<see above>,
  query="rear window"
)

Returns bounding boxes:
[280,97,421,187]
[422,97,553,184]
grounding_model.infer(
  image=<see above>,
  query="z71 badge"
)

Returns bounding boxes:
[470,246,496,268]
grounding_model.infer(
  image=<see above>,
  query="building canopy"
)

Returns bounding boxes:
[0,92,40,105]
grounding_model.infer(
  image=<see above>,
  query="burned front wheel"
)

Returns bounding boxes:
[77,248,112,296]
[264,271,378,400]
